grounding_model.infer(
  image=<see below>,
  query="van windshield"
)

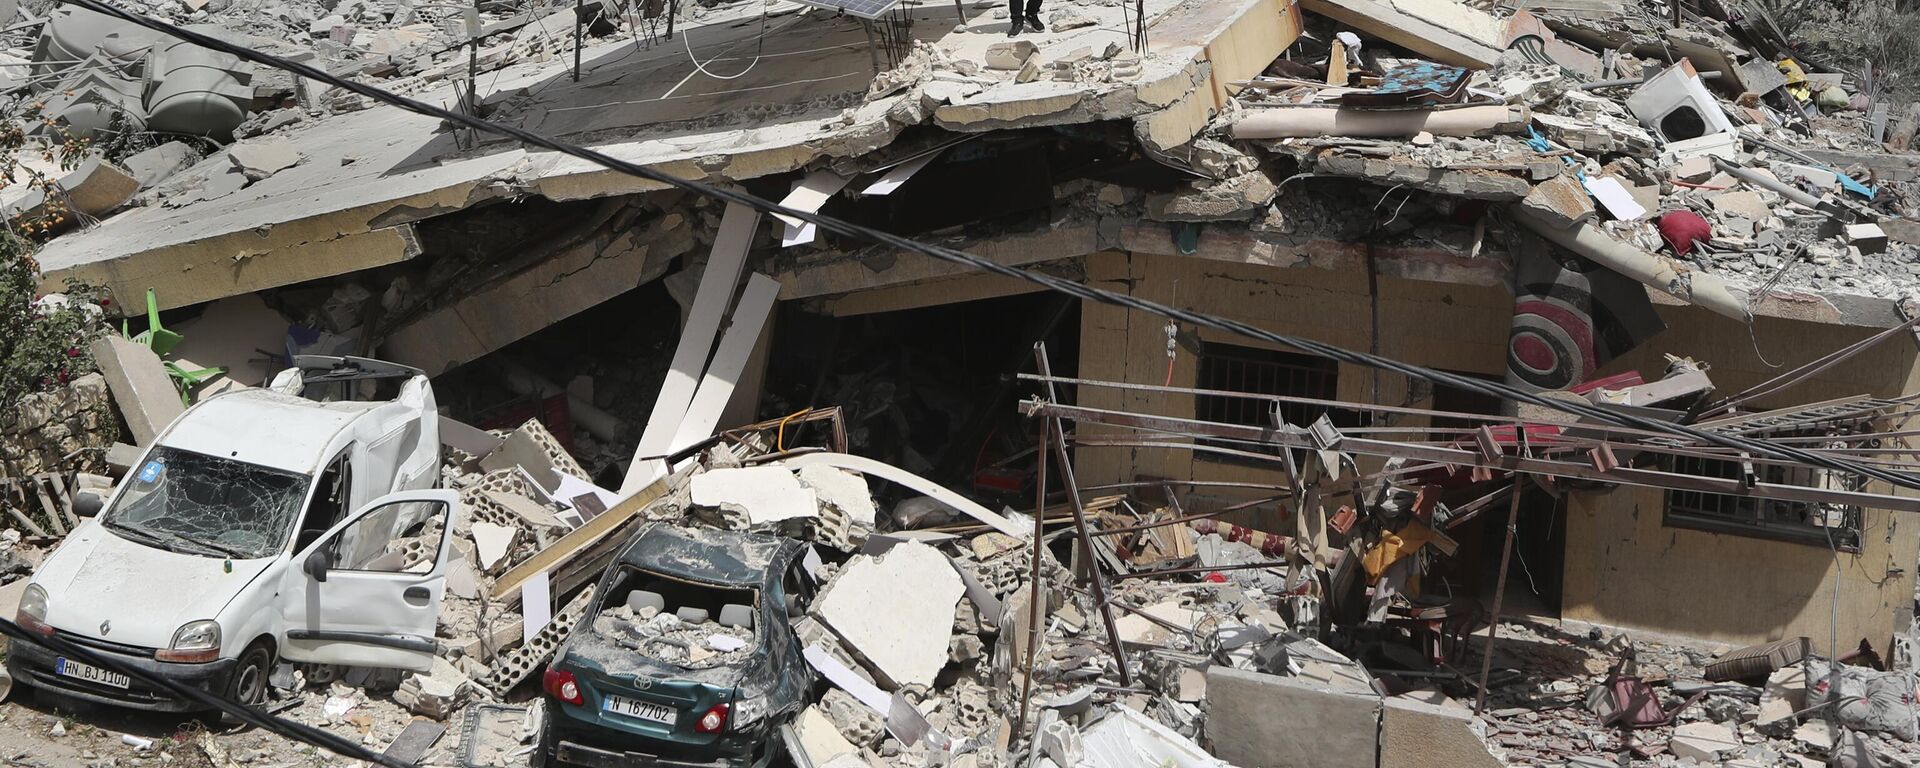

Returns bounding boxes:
[103,446,311,560]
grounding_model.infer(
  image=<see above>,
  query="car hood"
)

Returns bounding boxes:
[31,521,275,649]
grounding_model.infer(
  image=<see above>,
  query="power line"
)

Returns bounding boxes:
[0,617,411,768]
[63,0,1920,492]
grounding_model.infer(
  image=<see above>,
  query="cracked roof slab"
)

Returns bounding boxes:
[37,0,1300,314]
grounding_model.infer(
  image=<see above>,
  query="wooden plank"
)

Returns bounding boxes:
[666,274,780,457]
[620,202,759,494]
[1326,36,1348,86]
[490,465,689,602]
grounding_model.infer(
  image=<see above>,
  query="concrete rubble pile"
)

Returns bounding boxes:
[1198,0,1920,306]
[0,0,649,230]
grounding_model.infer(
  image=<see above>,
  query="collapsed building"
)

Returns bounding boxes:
[9,0,1920,764]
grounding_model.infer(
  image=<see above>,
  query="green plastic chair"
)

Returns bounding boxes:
[163,361,226,406]
[129,288,183,355]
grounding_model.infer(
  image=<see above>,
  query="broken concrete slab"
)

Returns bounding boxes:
[1670,721,1738,763]
[1297,0,1503,68]
[394,656,473,720]
[1671,155,1714,183]
[1206,665,1379,768]
[227,140,302,181]
[1114,600,1203,647]
[813,540,965,689]
[1380,695,1502,768]
[1145,172,1276,221]
[1519,174,1596,229]
[120,141,198,189]
[793,706,860,765]
[1709,189,1771,220]
[1758,664,1807,728]
[471,521,518,572]
[691,466,819,526]
[1847,222,1888,255]
[482,489,563,529]
[90,335,186,446]
[58,158,140,217]
[985,40,1038,70]
[8,158,140,227]
[795,464,877,527]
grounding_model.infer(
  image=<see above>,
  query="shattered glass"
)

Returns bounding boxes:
[104,446,310,560]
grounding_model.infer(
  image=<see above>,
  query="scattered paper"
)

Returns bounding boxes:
[323,696,358,718]
[1583,175,1647,221]
[708,635,747,652]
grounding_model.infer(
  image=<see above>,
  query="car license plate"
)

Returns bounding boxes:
[602,695,677,725]
[55,658,131,689]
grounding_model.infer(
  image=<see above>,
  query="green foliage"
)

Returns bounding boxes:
[0,234,108,411]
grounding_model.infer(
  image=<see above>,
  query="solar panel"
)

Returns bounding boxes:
[789,0,901,21]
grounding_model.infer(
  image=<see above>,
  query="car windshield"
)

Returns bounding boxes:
[102,446,311,560]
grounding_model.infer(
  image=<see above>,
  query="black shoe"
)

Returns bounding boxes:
[1025,13,1045,31]
[1007,16,1024,35]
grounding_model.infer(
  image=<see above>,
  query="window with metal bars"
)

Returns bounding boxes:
[1663,437,1863,551]
[1193,343,1340,464]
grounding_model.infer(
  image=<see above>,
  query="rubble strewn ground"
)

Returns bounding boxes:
[13,0,1920,766]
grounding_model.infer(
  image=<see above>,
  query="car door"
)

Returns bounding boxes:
[277,489,459,672]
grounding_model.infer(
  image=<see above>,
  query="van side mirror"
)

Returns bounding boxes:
[73,492,104,518]
[304,549,330,583]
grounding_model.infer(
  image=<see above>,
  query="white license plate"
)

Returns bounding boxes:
[55,658,131,689]
[602,695,677,725]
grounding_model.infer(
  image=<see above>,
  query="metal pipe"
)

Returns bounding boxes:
[1510,207,1749,320]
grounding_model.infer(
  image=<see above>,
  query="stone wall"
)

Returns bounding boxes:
[0,372,118,480]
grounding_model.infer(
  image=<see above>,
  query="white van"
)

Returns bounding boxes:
[8,357,461,711]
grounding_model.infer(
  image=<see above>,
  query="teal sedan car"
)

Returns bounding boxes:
[536,524,817,768]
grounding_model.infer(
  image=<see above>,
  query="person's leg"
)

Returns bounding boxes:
[1007,0,1025,35]
[1024,0,1044,29]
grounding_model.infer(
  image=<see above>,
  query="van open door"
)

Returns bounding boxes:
[278,489,459,672]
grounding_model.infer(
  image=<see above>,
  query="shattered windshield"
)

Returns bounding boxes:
[102,446,311,560]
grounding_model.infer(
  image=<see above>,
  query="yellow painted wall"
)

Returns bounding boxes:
[1074,249,1920,650]
[1558,305,1920,653]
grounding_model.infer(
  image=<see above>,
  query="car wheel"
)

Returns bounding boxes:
[225,643,275,709]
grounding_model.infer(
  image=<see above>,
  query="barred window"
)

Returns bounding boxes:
[1193,343,1339,463]
[1664,438,1863,551]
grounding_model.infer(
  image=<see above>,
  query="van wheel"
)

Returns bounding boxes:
[221,643,275,720]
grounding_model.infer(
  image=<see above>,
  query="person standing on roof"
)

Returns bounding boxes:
[1007,0,1044,36]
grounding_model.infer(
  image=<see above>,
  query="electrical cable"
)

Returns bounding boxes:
[60,0,1920,494]
[0,617,411,768]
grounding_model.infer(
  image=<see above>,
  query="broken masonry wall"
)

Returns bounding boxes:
[1560,304,1920,652]
[0,372,116,480]
[1074,250,1920,649]
[1074,249,1513,521]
